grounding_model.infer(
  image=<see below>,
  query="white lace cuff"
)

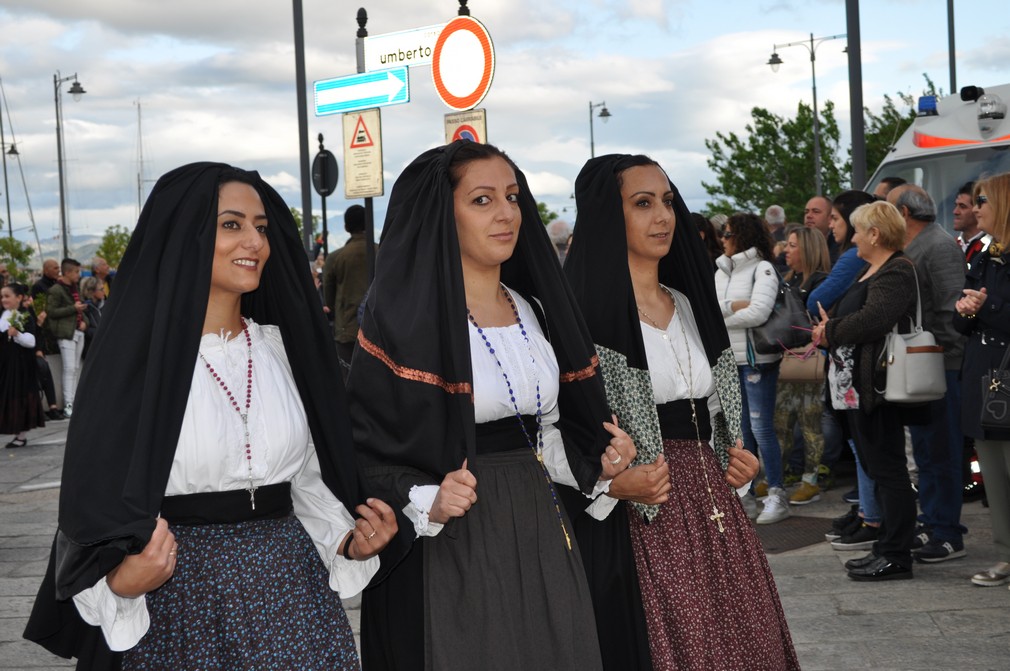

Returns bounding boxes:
[72,576,150,651]
[403,485,444,538]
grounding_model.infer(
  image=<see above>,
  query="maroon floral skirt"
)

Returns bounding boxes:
[629,438,799,671]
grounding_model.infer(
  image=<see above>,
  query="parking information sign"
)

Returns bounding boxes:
[444,109,487,144]
[342,109,384,199]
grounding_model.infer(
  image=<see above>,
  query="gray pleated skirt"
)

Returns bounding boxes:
[423,448,603,671]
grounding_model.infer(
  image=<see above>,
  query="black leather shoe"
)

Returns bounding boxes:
[844,552,879,571]
[847,556,913,581]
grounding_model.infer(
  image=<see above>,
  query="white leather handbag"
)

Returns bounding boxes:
[879,264,946,403]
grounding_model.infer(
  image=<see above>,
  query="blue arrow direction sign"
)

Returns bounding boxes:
[314,67,410,116]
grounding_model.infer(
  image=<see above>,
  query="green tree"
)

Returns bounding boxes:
[703,101,847,220]
[95,225,133,269]
[537,202,559,225]
[0,235,35,282]
[290,207,321,242]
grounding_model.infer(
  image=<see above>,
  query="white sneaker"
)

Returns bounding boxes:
[756,487,791,525]
[740,493,759,520]
[64,403,73,418]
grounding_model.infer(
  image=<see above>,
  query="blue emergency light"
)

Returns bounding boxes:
[917,96,938,116]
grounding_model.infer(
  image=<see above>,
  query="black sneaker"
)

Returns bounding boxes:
[831,523,879,551]
[913,538,966,563]
[832,504,860,532]
[842,489,859,504]
[910,525,931,550]
[825,513,862,541]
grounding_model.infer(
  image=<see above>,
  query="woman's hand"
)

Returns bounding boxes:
[346,498,398,560]
[599,416,636,480]
[812,301,829,348]
[608,454,671,505]
[106,518,177,599]
[429,459,478,524]
[36,310,46,326]
[725,441,758,488]
[730,300,751,313]
[957,287,987,317]
[6,326,17,338]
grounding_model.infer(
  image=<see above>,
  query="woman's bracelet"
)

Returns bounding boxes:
[341,533,355,560]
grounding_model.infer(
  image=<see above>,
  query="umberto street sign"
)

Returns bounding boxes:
[363,23,446,72]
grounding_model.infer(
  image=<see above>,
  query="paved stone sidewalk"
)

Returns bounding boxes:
[2,422,1008,669]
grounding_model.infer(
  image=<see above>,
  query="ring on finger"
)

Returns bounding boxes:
[610,454,622,465]
[366,531,377,540]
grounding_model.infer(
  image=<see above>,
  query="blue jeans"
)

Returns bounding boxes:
[850,439,881,524]
[739,363,784,489]
[908,369,966,543]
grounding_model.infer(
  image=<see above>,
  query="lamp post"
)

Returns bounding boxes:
[54,71,86,259]
[767,33,845,196]
[588,101,611,159]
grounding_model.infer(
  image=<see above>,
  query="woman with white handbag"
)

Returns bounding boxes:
[811,201,921,582]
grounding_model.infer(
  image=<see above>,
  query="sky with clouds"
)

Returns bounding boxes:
[0,0,1006,258]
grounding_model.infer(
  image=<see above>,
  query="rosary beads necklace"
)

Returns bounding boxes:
[468,284,572,550]
[638,288,726,533]
[199,318,258,510]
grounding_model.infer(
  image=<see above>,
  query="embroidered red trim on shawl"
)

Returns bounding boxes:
[357,330,473,397]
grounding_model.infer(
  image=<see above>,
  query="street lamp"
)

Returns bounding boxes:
[589,101,611,159]
[767,33,845,196]
[54,71,86,259]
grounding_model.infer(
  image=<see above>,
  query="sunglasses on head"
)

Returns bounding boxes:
[975,194,988,207]
[720,230,735,239]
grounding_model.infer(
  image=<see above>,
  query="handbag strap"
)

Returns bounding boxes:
[890,258,924,336]
[997,341,1010,373]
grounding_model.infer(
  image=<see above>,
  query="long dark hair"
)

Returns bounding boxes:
[832,190,876,252]
[726,212,775,262]
[693,212,722,264]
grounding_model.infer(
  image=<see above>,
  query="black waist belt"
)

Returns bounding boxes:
[475,415,538,454]
[657,399,712,441]
[160,481,293,526]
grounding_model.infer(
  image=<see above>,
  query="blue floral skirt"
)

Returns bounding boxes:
[122,513,358,670]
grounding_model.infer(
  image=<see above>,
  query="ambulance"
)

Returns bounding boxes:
[865,83,1010,233]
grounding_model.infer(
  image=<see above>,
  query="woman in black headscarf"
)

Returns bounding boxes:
[24,163,396,670]
[347,141,633,671]
[565,154,799,670]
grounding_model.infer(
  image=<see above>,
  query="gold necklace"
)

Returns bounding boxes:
[639,288,725,533]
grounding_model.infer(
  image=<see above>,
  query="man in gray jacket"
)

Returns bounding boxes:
[889,185,968,563]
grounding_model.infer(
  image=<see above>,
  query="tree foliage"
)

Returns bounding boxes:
[95,225,133,269]
[703,101,847,220]
[0,235,35,282]
[290,207,321,241]
[537,202,559,225]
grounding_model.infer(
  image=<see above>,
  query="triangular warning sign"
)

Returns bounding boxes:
[350,116,375,148]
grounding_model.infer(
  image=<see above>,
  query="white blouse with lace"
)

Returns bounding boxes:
[72,320,378,651]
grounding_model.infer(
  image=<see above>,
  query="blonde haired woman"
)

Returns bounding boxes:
[774,226,830,505]
[955,172,1010,588]
[812,201,920,581]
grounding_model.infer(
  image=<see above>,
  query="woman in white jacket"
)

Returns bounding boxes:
[715,213,788,524]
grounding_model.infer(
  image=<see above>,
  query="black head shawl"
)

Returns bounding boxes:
[565,154,733,520]
[565,154,728,368]
[347,141,611,574]
[26,163,361,658]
